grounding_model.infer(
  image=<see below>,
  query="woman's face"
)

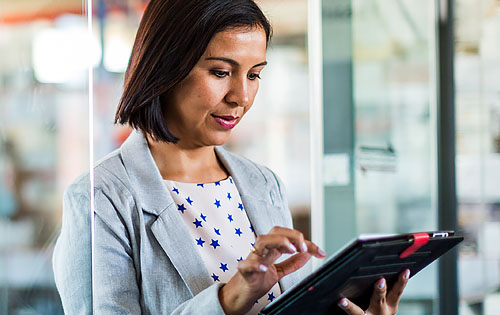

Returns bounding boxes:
[163,26,267,149]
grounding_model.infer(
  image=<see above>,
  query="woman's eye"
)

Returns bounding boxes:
[248,73,261,80]
[210,70,230,78]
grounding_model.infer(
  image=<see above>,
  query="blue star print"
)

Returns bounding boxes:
[177,203,186,213]
[214,199,221,208]
[268,292,275,302]
[210,239,220,249]
[235,228,242,237]
[167,176,272,298]
[219,263,228,272]
[211,273,220,282]
[193,218,203,228]
[196,237,205,247]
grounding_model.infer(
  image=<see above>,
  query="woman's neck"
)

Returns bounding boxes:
[147,136,229,183]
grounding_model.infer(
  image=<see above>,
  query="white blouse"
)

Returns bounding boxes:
[164,176,281,314]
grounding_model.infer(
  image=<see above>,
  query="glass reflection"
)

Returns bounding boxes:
[0,2,88,314]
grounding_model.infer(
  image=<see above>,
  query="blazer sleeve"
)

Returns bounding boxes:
[53,180,92,315]
[54,181,226,315]
[92,187,226,315]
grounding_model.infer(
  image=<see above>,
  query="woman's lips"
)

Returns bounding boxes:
[212,115,239,129]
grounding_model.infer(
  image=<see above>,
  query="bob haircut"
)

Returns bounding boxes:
[115,0,272,143]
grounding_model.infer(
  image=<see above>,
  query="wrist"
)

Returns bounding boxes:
[219,277,252,315]
[219,282,238,315]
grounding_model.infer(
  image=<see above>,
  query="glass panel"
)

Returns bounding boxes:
[353,0,437,236]
[0,1,88,314]
[352,1,438,312]
[227,0,311,236]
[319,0,438,313]
[455,0,500,313]
[92,1,143,160]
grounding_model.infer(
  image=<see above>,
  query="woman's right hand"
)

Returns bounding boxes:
[218,226,327,315]
[337,269,410,315]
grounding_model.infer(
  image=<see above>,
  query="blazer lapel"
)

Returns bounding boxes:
[150,204,213,296]
[121,131,212,296]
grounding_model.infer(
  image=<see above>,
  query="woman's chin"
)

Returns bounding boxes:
[205,131,233,147]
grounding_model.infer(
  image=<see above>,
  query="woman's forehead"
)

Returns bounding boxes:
[203,27,267,62]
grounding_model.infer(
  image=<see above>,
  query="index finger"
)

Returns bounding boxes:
[267,226,308,253]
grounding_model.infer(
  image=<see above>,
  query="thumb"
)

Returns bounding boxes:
[275,252,311,278]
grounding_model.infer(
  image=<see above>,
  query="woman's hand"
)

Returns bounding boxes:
[337,269,410,315]
[219,226,327,315]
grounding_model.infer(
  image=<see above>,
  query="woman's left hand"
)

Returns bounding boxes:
[337,269,410,315]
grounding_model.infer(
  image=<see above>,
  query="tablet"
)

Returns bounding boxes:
[260,231,463,315]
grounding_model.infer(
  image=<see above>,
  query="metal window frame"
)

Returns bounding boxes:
[436,0,459,314]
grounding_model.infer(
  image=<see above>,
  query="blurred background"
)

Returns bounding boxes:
[0,0,499,314]
[0,0,90,314]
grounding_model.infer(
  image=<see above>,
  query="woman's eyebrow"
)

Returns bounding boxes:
[205,57,267,68]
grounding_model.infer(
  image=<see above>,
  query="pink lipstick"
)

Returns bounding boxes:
[212,115,239,129]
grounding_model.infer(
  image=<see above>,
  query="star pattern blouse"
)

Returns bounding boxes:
[164,176,281,315]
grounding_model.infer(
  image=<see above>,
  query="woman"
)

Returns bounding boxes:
[53,0,409,314]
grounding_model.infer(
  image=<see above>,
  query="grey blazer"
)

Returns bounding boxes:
[53,130,309,315]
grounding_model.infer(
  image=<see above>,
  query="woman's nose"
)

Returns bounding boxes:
[225,77,251,107]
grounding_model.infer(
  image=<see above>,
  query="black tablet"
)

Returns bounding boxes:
[260,231,463,315]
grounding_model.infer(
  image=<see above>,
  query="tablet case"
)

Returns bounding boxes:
[260,231,463,315]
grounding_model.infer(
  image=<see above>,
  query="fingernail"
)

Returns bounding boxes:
[405,269,410,279]
[259,264,268,272]
[338,298,348,308]
[318,248,327,257]
[378,278,386,289]
[289,244,297,253]
[302,242,308,252]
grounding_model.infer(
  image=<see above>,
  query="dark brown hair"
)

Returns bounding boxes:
[115,0,272,142]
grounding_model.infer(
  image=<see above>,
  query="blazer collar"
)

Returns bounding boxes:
[120,130,292,294]
[120,130,279,221]
[120,130,174,215]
